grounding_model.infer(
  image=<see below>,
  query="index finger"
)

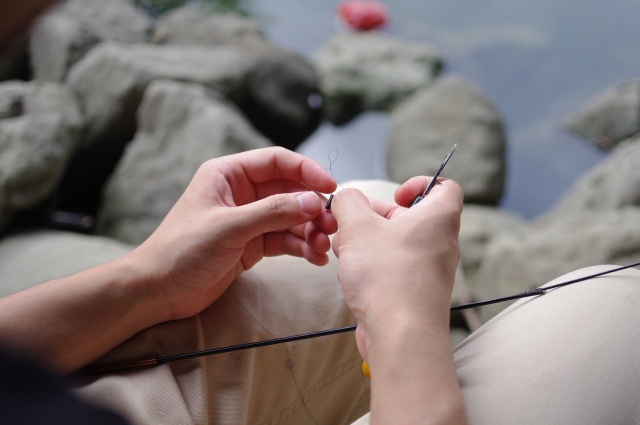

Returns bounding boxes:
[218,147,337,194]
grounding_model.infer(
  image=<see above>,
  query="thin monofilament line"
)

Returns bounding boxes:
[325,149,344,190]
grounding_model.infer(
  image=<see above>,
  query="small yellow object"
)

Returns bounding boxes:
[361,360,370,378]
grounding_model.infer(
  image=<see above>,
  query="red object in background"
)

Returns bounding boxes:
[337,1,388,31]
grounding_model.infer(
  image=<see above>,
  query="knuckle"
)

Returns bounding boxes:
[266,195,290,217]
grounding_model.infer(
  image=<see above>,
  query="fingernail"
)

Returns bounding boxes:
[297,192,320,214]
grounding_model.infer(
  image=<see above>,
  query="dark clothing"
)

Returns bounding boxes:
[0,347,128,425]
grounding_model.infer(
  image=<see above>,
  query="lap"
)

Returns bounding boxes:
[74,254,368,425]
[354,265,640,425]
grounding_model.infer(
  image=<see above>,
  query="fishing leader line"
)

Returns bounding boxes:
[324,149,344,210]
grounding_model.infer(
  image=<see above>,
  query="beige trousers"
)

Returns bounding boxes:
[73,181,640,424]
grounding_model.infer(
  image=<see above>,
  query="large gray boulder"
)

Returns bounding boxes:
[0,81,83,230]
[314,33,443,125]
[67,41,256,151]
[0,42,28,82]
[97,80,271,244]
[563,79,640,150]
[29,0,153,82]
[386,75,506,204]
[472,207,640,321]
[151,7,268,50]
[151,7,322,151]
[61,41,257,214]
[459,205,524,284]
[0,228,133,298]
[551,136,640,215]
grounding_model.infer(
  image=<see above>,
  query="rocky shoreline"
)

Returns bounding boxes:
[1,0,638,328]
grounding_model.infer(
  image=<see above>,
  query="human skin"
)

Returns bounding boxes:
[0,148,338,374]
[0,1,468,421]
[331,177,468,425]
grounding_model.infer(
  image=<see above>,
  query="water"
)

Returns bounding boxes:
[253,0,640,219]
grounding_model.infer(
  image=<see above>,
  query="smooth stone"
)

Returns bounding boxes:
[550,136,640,215]
[473,207,640,321]
[563,79,640,149]
[314,33,443,125]
[0,228,133,298]
[96,79,271,244]
[386,75,506,205]
[459,205,525,284]
[0,80,82,230]
[29,0,153,82]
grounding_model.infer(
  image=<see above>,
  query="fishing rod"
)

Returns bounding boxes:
[79,261,640,376]
[76,146,640,376]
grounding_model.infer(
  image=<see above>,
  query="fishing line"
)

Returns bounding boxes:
[325,149,344,190]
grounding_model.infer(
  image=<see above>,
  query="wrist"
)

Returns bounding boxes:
[115,249,173,327]
[359,269,454,339]
[364,315,465,425]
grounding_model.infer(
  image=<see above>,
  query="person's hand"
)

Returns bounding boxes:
[131,147,338,322]
[330,176,463,363]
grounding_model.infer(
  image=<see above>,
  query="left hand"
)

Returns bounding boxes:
[131,147,338,321]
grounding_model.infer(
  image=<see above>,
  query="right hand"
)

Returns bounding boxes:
[329,177,464,363]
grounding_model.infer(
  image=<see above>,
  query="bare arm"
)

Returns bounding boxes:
[331,177,467,424]
[0,147,338,375]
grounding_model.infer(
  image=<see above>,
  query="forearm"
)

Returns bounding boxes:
[365,284,467,425]
[0,251,168,375]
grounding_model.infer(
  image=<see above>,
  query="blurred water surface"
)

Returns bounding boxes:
[252,0,640,218]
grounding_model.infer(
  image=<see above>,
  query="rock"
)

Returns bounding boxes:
[151,7,322,151]
[551,136,640,215]
[472,207,640,321]
[0,81,83,230]
[151,7,268,50]
[96,80,271,244]
[314,33,443,125]
[29,0,153,82]
[386,75,506,205]
[563,79,640,149]
[67,41,256,150]
[241,54,323,151]
[0,228,133,297]
[61,41,257,215]
[0,41,28,82]
[459,205,524,283]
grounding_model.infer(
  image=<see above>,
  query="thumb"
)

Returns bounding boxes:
[331,188,377,229]
[229,191,322,240]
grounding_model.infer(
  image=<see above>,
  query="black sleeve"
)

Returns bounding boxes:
[0,346,129,425]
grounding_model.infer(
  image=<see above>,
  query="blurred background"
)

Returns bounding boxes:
[3,0,640,327]
[134,0,640,218]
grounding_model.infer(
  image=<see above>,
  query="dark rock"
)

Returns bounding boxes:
[386,75,506,205]
[152,7,322,150]
[242,55,323,151]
